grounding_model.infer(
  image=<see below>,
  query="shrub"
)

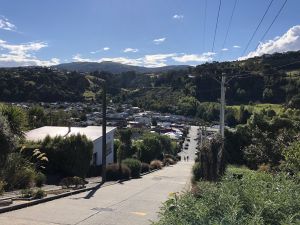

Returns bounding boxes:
[192,162,201,182]
[106,164,131,181]
[281,141,300,174]
[150,160,163,170]
[2,153,36,190]
[139,133,164,163]
[0,180,5,195]
[155,167,300,225]
[164,158,176,166]
[21,189,34,198]
[122,158,141,178]
[42,134,93,177]
[164,154,178,162]
[60,176,86,188]
[0,113,17,166]
[34,189,46,199]
[35,172,47,187]
[72,176,86,188]
[141,163,150,173]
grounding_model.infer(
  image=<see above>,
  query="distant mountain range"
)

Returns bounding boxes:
[53,61,190,74]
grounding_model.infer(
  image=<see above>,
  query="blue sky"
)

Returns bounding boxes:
[0,0,299,67]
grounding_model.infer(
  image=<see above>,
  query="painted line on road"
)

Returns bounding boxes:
[130,211,147,216]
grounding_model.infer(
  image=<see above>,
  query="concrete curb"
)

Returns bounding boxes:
[0,166,164,214]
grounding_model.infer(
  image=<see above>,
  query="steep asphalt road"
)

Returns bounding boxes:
[0,126,199,225]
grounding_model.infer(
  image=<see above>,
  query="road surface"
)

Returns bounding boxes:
[178,125,199,162]
[0,126,199,225]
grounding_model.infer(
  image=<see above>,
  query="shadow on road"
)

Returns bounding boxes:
[84,182,105,199]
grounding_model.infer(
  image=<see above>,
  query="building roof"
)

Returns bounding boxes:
[25,126,116,142]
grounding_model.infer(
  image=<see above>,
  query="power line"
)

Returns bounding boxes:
[212,0,222,52]
[219,0,238,61]
[241,0,275,56]
[254,0,288,50]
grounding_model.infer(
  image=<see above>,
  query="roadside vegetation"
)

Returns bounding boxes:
[155,166,300,225]
[156,106,300,224]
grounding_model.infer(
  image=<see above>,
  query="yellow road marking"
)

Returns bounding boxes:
[130,211,147,216]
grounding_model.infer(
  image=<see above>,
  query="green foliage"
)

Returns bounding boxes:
[113,139,121,163]
[0,104,27,137]
[281,141,300,174]
[28,106,46,128]
[192,162,201,182]
[177,96,199,116]
[164,157,176,166]
[138,133,163,163]
[228,109,300,169]
[2,153,37,190]
[0,180,5,195]
[41,134,93,177]
[105,164,131,181]
[35,172,46,187]
[21,188,46,199]
[150,160,163,170]
[21,189,34,198]
[20,147,48,171]
[136,133,175,163]
[60,176,86,188]
[117,129,134,161]
[122,158,141,178]
[34,189,46,199]
[141,163,150,173]
[155,167,300,225]
[288,94,300,109]
[0,67,87,102]
[0,113,17,166]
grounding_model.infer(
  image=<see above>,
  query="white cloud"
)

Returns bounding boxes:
[73,53,177,67]
[90,47,110,54]
[153,37,166,45]
[73,54,142,66]
[0,39,60,67]
[172,52,215,63]
[123,48,139,53]
[143,53,176,67]
[173,14,184,20]
[233,45,241,48]
[240,25,300,60]
[73,52,214,68]
[221,48,229,51]
[0,16,16,31]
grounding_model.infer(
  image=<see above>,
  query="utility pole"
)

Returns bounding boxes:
[101,81,107,183]
[220,74,226,139]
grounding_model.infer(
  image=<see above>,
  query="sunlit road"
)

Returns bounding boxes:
[0,127,198,225]
[178,125,199,162]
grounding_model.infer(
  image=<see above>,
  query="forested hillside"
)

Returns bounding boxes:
[54,61,189,74]
[0,51,300,112]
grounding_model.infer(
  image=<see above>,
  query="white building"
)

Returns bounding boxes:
[25,126,116,166]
